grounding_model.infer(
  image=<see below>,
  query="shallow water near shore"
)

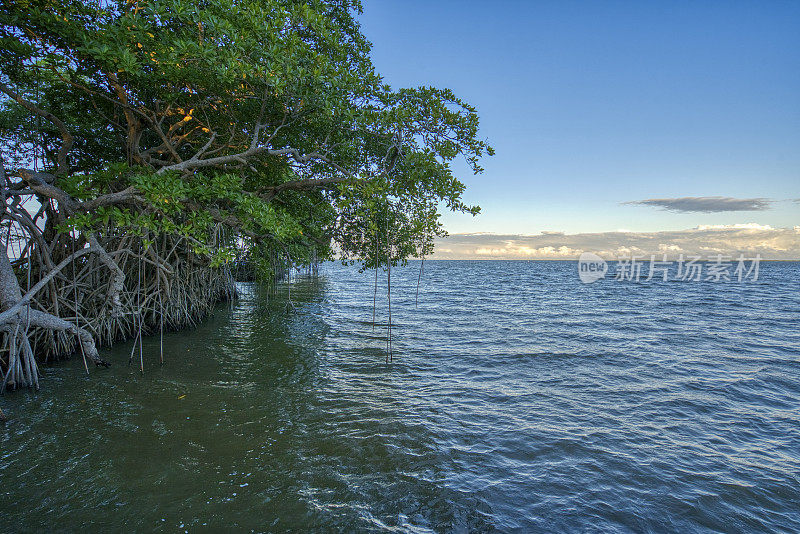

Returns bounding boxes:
[2,260,799,532]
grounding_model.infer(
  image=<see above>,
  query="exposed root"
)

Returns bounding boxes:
[0,214,235,392]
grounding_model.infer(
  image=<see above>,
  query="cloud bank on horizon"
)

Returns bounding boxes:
[624,196,772,213]
[432,225,800,260]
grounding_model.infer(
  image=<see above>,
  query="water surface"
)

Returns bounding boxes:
[2,261,799,532]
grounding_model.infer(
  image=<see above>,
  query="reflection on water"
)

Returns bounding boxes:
[1,261,799,532]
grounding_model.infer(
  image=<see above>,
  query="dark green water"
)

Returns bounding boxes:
[2,261,799,532]
[1,280,351,531]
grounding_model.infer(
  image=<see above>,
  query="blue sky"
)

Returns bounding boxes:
[358,1,800,237]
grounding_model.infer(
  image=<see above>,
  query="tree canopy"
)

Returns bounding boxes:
[1,0,492,269]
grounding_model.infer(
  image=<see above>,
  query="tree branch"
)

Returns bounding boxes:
[0,80,73,175]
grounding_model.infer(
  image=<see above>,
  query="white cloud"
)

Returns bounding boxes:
[433,225,800,260]
[696,223,775,231]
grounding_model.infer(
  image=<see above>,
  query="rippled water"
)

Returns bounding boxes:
[2,260,799,532]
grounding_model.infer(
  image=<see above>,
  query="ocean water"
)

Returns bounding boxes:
[1,260,799,532]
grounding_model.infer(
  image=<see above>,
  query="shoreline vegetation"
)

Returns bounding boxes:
[0,0,492,394]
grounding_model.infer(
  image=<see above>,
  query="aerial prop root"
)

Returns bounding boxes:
[0,228,235,391]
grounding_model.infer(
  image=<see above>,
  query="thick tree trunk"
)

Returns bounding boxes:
[0,242,109,391]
